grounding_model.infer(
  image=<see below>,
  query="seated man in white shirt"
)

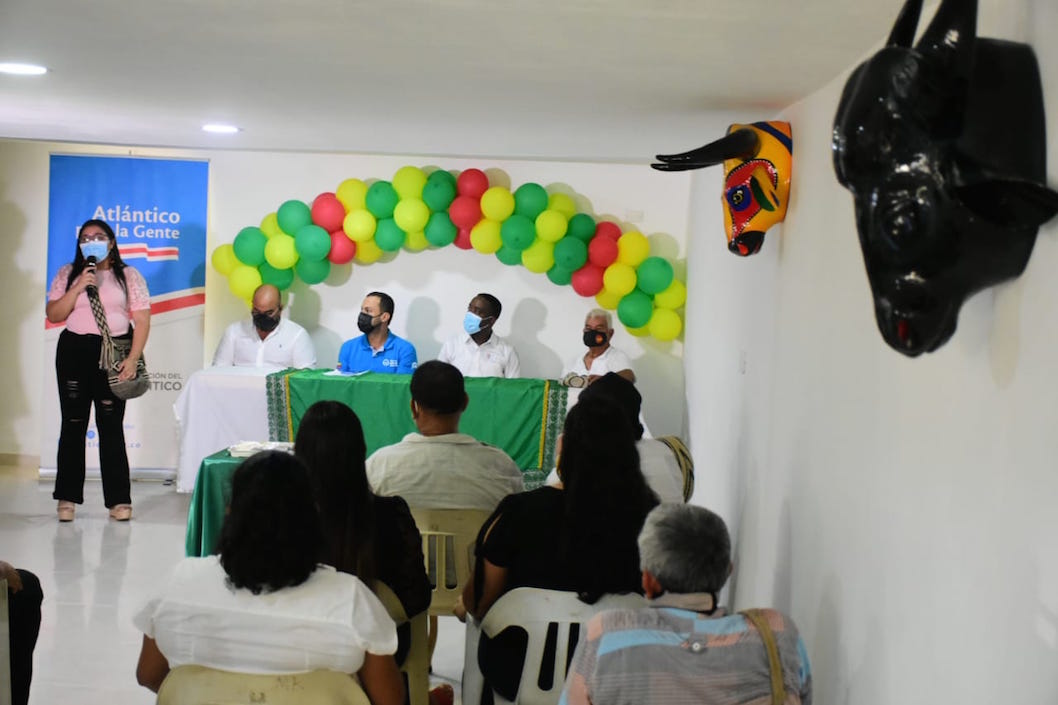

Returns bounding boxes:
[367,361,524,511]
[212,284,316,369]
[561,308,635,388]
[437,293,520,378]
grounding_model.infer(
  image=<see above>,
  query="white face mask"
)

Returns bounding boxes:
[80,241,109,262]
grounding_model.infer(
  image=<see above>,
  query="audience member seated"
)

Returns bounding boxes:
[560,309,635,389]
[367,361,524,510]
[295,400,431,656]
[338,291,417,374]
[459,396,659,702]
[133,451,404,705]
[2,560,42,705]
[547,373,687,503]
[437,293,520,378]
[561,503,812,705]
[211,284,316,368]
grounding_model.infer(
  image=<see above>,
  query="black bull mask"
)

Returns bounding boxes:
[832,0,1058,356]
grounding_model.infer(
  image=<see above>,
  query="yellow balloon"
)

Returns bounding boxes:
[617,231,650,266]
[264,234,299,269]
[480,187,515,221]
[548,193,577,220]
[404,230,430,252]
[392,166,427,199]
[535,209,568,243]
[336,178,368,210]
[649,308,683,341]
[471,219,503,254]
[228,264,262,301]
[626,323,651,337]
[595,288,622,310]
[654,279,687,309]
[394,199,430,233]
[211,244,238,276]
[521,239,555,273]
[356,238,383,264]
[260,212,282,239]
[603,262,637,296]
[343,209,377,242]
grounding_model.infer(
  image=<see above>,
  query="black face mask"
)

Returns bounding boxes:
[253,312,279,332]
[357,312,378,334]
[583,329,608,347]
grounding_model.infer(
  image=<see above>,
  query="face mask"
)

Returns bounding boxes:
[80,241,109,262]
[252,312,279,332]
[463,312,484,335]
[583,329,609,347]
[357,312,378,334]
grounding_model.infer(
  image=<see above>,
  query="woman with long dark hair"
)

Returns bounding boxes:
[295,400,430,619]
[45,219,150,522]
[133,451,405,705]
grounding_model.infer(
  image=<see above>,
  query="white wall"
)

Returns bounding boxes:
[685,1,1058,702]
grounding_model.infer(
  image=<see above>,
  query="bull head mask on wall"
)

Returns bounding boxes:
[653,121,793,257]
[832,0,1058,356]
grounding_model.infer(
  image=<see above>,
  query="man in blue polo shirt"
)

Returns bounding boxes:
[336,291,418,374]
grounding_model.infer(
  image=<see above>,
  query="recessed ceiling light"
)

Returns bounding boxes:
[0,62,47,75]
[202,123,241,134]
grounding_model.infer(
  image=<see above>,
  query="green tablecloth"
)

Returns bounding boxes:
[185,449,241,557]
[266,370,567,473]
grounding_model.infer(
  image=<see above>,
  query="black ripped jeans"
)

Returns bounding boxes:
[53,329,132,507]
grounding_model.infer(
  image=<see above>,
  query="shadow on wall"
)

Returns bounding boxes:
[506,298,563,380]
[407,296,442,362]
[286,284,344,367]
[0,177,34,452]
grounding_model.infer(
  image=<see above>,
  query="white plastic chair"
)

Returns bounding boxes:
[0,578,10,705]
[374,582,429,705]
[156,665,370,705]
[462,588,646,705]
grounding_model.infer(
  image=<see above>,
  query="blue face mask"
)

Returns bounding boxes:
[463,311,485,335]
[80,241,109,262]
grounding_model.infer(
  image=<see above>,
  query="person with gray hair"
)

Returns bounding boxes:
[561,504,812,705]
[560,308,635,389]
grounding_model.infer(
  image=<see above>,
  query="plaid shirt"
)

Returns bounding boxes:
[560,593,812,705]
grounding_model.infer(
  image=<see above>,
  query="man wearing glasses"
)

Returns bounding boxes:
[211,284,316,369]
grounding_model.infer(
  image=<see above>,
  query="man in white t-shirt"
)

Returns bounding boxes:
[561,308,635,394]
[437,293,520,378]
[212,284,316,369]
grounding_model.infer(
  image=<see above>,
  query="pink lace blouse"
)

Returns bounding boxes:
[48,264,150,335]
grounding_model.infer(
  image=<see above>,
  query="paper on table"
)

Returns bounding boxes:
[228,441,294,457]
[324,369,370,376]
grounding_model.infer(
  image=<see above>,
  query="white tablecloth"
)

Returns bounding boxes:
[173,366,277,492]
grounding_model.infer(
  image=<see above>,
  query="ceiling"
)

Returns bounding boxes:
[0,0,909,161]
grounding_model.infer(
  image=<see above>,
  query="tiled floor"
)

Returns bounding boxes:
[0,466,465,704]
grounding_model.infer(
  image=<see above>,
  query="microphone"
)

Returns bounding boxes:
[85,256,98,296]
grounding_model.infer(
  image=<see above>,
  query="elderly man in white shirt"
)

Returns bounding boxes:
[367,361,524,511]
[437,293,520,378]
[212,284,316,369]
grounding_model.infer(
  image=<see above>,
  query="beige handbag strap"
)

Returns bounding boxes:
[657,435,695,500]
[740,609,786,705]
[86,285,118,370]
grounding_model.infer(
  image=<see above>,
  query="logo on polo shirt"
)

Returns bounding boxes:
[382,358,398,367]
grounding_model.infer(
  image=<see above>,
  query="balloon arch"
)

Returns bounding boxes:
[211,167,686,341]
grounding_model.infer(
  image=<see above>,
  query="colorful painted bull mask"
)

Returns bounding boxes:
[832,0,1058,356]
[653,121,793,256]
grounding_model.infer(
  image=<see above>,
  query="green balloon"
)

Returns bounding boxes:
[365,181,399,219]
[514,183,548,219]
[617,290,654,328]
[636,256,675,295]
[233,226,267,266]
[500,214,536,251]
[277,200,311,235]
[294,224,331,261]
[423,175,458,211]
[546,265,573,286]
[427,169,457,187]
[375,218,406,251]
[495,245,523,266]
[553,236,588,271]
[295,257,330,285]
[424,212,457,247]
[567,213,596,242]
[259,262,295,290]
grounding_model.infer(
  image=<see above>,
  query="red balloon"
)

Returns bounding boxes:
[328,230,357,264]
[595,221,622,241]
[587,235,619,267]
[457,169,489,198]
[570,264,605,297]
[311,193,347,232]
[454,227,474,250]
[449,195,483,229]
